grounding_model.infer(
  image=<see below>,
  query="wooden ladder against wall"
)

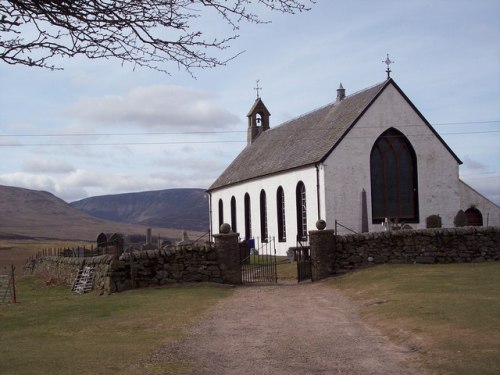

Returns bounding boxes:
[72,266,95,294]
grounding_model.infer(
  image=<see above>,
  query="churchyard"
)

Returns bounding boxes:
[1,259,498,374]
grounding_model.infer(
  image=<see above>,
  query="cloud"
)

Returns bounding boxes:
[0,172,57,193]
[65,85,241,131]
[462,155,486,170]
[0,137,20,146]
[154,156,227,174]
[0,164,215,203]
[22,158,75,174]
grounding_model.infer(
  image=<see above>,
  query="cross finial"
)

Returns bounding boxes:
[254,79,262,98]
[383,54,394,79]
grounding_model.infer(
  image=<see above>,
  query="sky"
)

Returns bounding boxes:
[1,0,499,205]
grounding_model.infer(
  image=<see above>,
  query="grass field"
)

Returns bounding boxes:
[0,277,233,374]
[332,263,500,375]
[3,251,498,374]
[0,239,92,277]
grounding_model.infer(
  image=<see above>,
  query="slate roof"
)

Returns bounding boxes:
[209,79,460,191]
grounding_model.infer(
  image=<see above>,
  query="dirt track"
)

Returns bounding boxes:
[143,281,422,375]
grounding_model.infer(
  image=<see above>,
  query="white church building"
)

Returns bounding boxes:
[207,77,500,255]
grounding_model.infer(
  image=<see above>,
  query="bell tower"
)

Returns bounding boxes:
[247,81,271,145]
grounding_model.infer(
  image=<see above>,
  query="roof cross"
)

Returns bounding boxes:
[383,54,394,79]
[254,79,262,98]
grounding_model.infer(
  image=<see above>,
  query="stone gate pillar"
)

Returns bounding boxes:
[309,220,336,281]
[213,224,242,285]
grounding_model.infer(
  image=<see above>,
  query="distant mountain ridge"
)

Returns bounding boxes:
[70,188,209,232]
[0,184,192,241]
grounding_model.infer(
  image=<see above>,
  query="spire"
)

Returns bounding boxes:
[336,83,345,102]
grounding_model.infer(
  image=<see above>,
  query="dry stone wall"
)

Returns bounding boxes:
[29,227,500,292]
[332,226,500,272]
[28,244,224,294]
[27,255,115,292]
[111,244,222,292]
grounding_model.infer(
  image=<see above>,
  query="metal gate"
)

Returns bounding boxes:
[296,237,312,282]
[240,237,277,284]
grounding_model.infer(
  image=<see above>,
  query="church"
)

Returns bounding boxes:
[207,74,500,255]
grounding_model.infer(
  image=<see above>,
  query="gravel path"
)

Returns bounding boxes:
[144,281,422,375]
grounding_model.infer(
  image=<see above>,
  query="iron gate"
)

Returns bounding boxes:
[296,236,312,282]
[240,237,277,284]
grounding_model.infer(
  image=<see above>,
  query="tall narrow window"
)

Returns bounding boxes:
[277,186,286,242]
[296,182,307,241]
[260,190,268,242]
[370,128,419,223]
[230,196,237,233]
[218,199,224,229]
[244,193,252,241]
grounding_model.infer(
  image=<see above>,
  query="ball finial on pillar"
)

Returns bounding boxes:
[219,223,231,234]
[316,219,327,230]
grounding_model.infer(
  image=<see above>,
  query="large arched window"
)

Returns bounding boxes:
[244,193,252,241]
[370,128,419,223]
[277,186,286,242]
[296,181,307,241]
[230,196,237,233]
[218,199,224,229]
[260,190,268,242]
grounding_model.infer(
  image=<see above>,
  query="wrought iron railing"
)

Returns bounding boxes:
[334,220,358,235]
[240,236,277,284]
[295,235,312,282]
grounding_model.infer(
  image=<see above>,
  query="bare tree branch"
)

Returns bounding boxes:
[0,0,314,74]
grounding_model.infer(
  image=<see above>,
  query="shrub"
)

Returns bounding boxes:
[454,210,467,227]
[426,214,442,228]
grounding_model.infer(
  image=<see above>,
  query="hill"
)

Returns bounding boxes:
[70,188,209,232]
[0,185,196,241]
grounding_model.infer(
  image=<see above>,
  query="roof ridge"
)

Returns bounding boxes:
[273,79,388,130]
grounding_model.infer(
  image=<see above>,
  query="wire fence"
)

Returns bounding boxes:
[1,265,16,304]
[26,245,123,263]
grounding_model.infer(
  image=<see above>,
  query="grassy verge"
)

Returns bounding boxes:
[0,277,232,374]
[276,257,297,280]
[331,263,500,375]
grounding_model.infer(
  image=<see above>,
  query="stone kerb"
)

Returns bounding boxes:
[213,224,242,285]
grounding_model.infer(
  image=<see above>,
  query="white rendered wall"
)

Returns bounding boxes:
[459,180,500,226]
[210,166,319,255]
[323,84,462,233]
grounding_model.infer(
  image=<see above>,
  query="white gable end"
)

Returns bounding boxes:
[323,83,461,232]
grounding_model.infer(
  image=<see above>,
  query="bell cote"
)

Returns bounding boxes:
[247,97,271,145]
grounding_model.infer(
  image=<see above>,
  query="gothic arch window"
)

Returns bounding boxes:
[230,196,237,233]
[277,186,286,242]
[244,193,252,241]
[370,128,419,223]
[218,199,224,229]
[260,190,268,242]
[296,181,307,241]
[465,207,483,226]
